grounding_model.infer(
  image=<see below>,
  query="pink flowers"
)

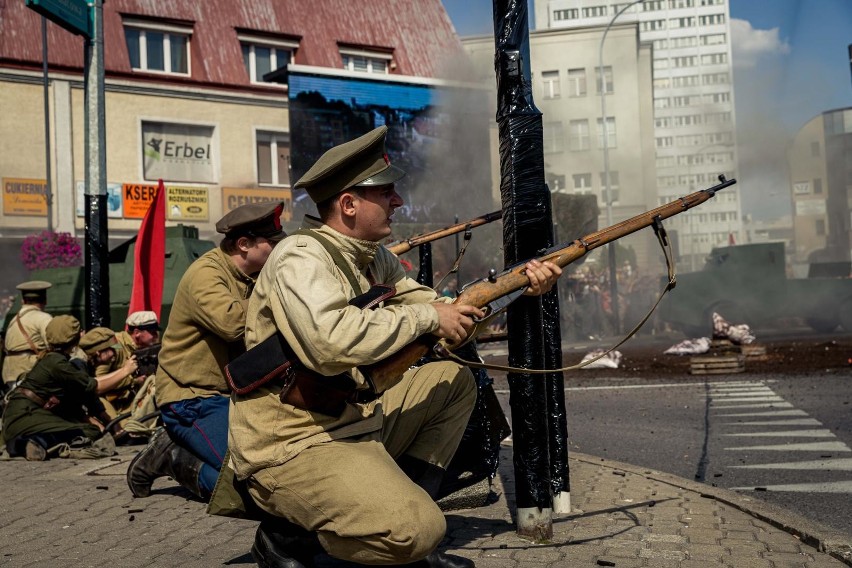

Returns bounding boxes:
[20,231,83,270]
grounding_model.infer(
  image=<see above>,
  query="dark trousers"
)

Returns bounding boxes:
[160,395,229,494]
[6,428,92,457]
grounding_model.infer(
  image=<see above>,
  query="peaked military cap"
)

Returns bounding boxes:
[79,327,120,356]
[17,280,52,301]
[126,310,159,330]
[215,201,286,241]
[294,125,406,204]
[45,315,81,347]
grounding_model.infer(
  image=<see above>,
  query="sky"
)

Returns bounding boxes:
[440,0,852,221]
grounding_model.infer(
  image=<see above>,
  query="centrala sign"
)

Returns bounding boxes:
[142,121,216,183]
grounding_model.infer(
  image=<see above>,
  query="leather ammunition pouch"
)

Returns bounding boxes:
[224,283,394,415]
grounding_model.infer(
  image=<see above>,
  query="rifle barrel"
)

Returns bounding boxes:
[386,210,502,255]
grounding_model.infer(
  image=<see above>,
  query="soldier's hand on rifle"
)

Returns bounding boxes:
[431,302,485,345]
[123,355,139,378]
[523,260,562,296]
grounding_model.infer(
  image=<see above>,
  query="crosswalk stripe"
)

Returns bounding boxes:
[723,429,835,438]
[710,389,775,396]
[730,458,852,470]
[731,481,852,493]
[716,410,808,417]
[711,397,785,403]
[725,441,852,452]
[711,402,793,409]
[721,419,822,426]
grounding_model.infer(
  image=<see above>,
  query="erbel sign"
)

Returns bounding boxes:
[142,121,216,184]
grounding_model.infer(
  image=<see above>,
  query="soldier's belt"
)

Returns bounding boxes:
[17,387,60,410]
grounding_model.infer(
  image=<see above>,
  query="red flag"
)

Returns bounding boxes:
[129,179,166,321]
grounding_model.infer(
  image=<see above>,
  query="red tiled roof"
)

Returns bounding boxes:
[0,0,464,84]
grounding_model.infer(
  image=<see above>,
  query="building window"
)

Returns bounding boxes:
[669,0,695,7]
[547,173,567,192]
[125,22,191,75]
[599,171,620,203]
[815,219,826,236]
[810,141,821,157]
[582,6,608,17]
[567,68,587,96]
[653,58,669,70]
[340,48,392,74]
[656,136,674,148]
[597,117,617,148]
[542,71,560,99]
[700,33,727,46]
[569,119,590,151]
[702,72,730,85]
[673,75,700,87]
[553,8,579,20]
[813,178,823,194]
[641,19,666,32]
[702,53,728,65]
[596,66,613,94]
[257,131,291,186]
[642,0,666,11]
[699,14,726,26]
[573,173,593,193]
[239,35,297,84]
[654,97,670,109]
[670,17,695,28]
[543,122,564,154]
[673,55,698,68]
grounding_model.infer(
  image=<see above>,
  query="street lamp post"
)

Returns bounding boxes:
[599,0,643,334]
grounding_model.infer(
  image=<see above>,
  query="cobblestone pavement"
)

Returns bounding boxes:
[1,444,850,567]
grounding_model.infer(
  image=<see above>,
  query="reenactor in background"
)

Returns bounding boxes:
[1,316,114,461]
[79,328,140,432]
[126,201,285,500]
[2,281,53,387]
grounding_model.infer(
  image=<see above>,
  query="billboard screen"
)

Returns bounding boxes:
[288,65,492,223]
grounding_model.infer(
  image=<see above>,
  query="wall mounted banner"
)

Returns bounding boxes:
[76,181,123,217]
[3,178,47,216]
[222,187,293,221]
[166,186,209,220]
[142,121,216,183]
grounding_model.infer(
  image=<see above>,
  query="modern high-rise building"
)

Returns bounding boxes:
[534,0,742,269]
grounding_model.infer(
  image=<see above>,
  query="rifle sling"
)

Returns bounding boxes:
[439,218,677,374]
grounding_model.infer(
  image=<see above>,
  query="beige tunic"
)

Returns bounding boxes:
[155,246,255,405]
[229,217,446,480]
[2,305,52,384]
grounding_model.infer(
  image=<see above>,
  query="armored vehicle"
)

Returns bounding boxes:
[2,225,215,332]
[660,242,852,336]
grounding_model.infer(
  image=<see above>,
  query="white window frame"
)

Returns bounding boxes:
[573,173,593,194]
[567,68,587,97]
[238,33,298,85]
[542,71,561,99]
[339,47,392,74]
[597,116,617,148]
[255,130,291,187]
[124,19,192,76]
[569,119,590,151]
[543,122,564,154]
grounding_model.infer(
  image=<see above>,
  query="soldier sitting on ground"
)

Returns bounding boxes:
[79,327,140,433]
[1,315,116,461]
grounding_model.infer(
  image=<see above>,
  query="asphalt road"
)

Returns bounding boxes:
[482,341,852,537]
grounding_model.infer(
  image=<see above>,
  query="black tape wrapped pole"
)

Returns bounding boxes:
[492,0,569,540]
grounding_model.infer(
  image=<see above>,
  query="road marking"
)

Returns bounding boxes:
[730,458,852,470]
[494,380,758,394]
[725,441,852,452]
[710,402,794,409]
[731,481,852,493]
[721,419,823,426]
[710,391,777,397]
[716,410,808,417]
[711,397,786,403]
[723,429,835,438]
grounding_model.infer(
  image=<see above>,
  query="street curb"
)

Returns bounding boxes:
[569,451,852,566]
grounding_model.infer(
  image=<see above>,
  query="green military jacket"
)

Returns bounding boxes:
[229,217,445,480]
[1,352,103,442]
[155,246,255,405]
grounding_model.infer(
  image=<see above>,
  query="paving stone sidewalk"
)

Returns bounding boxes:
[1,444,849,567]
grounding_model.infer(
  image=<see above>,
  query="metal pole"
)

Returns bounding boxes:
[42,16,53,232]
[600,0,643,335]
[83,0,109,328]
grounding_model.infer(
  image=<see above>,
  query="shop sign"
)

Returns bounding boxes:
[3,178,47,216]
[222,187,292,221]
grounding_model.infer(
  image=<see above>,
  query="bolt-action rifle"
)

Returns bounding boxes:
[363,175,737,386]
[386,210,502,255]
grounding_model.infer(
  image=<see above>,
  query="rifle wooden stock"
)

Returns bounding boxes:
[386,210,502,255]
[362,176,736,385]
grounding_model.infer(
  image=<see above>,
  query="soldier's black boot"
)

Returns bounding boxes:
[126,427,175,497]
[166,443,209,501]
[251,519,322,568]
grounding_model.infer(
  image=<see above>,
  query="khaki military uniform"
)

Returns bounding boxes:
[93,330,138,419]
[2,305,52,385]
[230,219,475,564]
[156,246,255,405]
[2,352,102,443]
